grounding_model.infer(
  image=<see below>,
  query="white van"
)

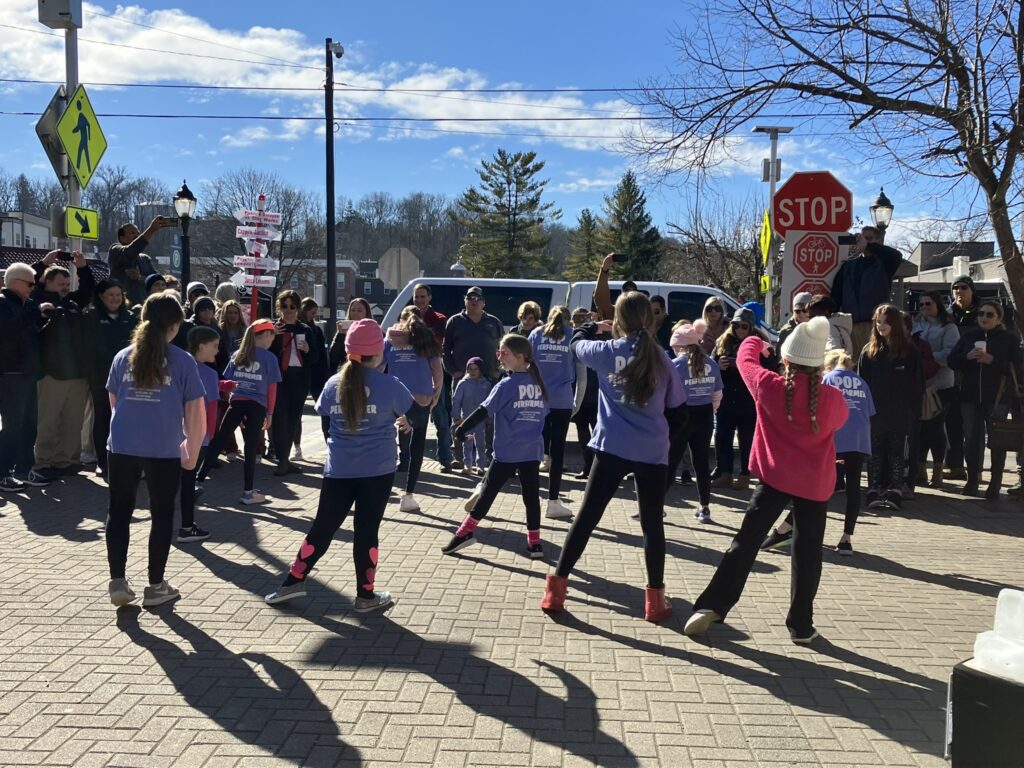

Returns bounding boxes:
[381,277,571,331]
[567,280,775,335]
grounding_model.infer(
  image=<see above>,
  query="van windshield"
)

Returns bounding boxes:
[417,285,559,329]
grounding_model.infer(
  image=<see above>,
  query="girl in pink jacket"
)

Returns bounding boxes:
[683,316,848,644]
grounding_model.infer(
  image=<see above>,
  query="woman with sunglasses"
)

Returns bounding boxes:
[948,300,1022,498]
[711,308,776,493]
[944,276,981,481]
[699,296,730,355]
[912,291,960,486]
[776,292,814,354]
[268,290,321,476]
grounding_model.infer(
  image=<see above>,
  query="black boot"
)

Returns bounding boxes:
[963,470,981,497]
[986,469,1005,500]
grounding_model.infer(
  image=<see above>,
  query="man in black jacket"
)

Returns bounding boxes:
[108,217,172,306]
[831,226,903,355]
[0,263,49,491]
[28,254,95,485]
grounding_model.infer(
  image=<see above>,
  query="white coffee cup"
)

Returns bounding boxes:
[295,333,306,346]
[975,341,987,353]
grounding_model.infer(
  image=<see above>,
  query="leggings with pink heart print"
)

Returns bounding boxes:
[283,472,393,599]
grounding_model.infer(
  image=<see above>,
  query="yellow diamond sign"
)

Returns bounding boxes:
[65,206,99,240]
[56,85,107,190]
[759,209,772,266]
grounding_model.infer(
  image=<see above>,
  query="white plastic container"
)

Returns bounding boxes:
[974,630,1024,682]
[994,588,1024,640]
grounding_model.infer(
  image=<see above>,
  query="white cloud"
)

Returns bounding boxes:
[551,176,619,194]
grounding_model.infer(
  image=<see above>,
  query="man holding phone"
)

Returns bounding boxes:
[108,216,175,306]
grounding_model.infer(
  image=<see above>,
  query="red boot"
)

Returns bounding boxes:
[541,574,568,612]
[645,586,672,623]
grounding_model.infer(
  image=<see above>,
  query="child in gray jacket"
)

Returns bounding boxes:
[452,357,492,472]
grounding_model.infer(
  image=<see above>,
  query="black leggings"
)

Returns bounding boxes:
[783,451,864,536]
[695,481,826,636]
[272,368,308,466]
[667,403,714,505]
[555,450,667,588]
[107,453,181,584]
[868,430,906,492]
[918,387,956,464]
[285,472,393,599]
[89,380,111,472]
[399,402,430,493]
[572,404,598,475]
[542,409,572,500]
[179,446,206,528]
[201,399,266,490]
[470,460,541,530]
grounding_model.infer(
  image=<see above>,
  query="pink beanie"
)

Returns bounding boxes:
[344,318,384,360]
[670,319,707,349]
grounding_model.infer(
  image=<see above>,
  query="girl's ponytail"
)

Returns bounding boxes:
[543,305,571,342]
[785,362,822,433]
[129,291,183,389]
[338,359,369,431]
[614,292,663,407]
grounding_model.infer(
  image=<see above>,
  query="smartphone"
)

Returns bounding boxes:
[338,319,353,332]
[837,234,857,245]
[611,252,629,263]
[56,250,73,260]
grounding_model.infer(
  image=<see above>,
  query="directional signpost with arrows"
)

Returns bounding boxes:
[234,197,282,321]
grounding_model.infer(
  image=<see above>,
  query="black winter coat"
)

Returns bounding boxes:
[84,303,137,386]
[713,335,778,416]
[858,343,924,433]
[0,289,44,376]
[831,243,903,322]
[31,267,95,380]
[948,326,1023,407]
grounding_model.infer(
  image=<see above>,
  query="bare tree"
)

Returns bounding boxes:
[633,0,1024,309]
[84,165,170,247]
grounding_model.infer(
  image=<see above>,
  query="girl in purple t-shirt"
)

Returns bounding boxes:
[199,320,281,505]
[541,292,687,624]
[105,292,206,609]
[442,334,550,559]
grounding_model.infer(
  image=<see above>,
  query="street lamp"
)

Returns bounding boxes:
[870,187,894,232]
[173,180,197,295]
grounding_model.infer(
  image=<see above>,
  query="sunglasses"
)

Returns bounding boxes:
[465,294,482,301]
[706,305,723,313]
[733,323,750,330]
[979,311,999,319]
[794,307,809,314]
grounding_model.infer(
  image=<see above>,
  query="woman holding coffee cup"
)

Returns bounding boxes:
[329,298,372,373]
[948,300,1023,498]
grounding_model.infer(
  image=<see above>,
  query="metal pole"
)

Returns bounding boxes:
[765,129,780,327]
[325,38,338,341]
[65,27,81,253]
[180,218,191,296]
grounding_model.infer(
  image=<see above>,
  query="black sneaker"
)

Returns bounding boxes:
[866,489,884,509]
[836,540,853,556]
[678,471,694,487]
[527,542,544,559]
[27,469,54,487]
[760,529,793,550]
[177,524,211,543]
[0,476,27,492]
[575,470,589,479]
[439,463,453,474]
[882,490,902,510]
[1007,484,1024,498]
[450,459,464,471]
[441,530,475,555]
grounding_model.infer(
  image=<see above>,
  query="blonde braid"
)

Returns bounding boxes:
[784,366,795,423]
[808,373,820,433]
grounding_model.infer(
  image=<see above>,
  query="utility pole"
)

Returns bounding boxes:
[753,125,792,327]
[325,38,344,340]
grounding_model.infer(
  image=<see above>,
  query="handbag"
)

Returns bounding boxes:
[921,386,943,421]
[986,368,1024,452]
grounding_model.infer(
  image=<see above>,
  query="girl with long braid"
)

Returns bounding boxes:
[540,292,686,623]
[265,319,413,610]
[442,334,550,559]
[684,316,848,643]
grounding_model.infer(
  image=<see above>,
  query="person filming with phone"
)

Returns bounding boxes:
[594,253,633,321]
[108,217,175,306]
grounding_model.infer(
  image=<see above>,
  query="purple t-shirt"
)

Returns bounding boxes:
[576,336,686,465]
[383,341,436,398]
[106,344,206,459]
[316,367,414,479]
[529,327,575,410]
[673,355,723,407]
[482,371,549,463]
[196,360,220,447]
[223,347,282,409]
[823,368,874,456]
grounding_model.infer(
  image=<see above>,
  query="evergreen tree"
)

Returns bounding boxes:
[600,171,662,281]
[451,149,560,277]
[563,208,603,282]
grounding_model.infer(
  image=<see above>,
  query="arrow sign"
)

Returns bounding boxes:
[65,205,98,240]
[243,274,277,288]
[235,225,282,242]
[234,208,283,226]
[233,255,280,271]
[245,239,269,255]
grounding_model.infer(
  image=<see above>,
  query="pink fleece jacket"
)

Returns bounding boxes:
[738,336,849,502]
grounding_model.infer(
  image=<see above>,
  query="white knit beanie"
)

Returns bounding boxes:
[781,315,830,368]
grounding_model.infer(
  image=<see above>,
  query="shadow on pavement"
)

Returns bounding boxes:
[117,606,362,767]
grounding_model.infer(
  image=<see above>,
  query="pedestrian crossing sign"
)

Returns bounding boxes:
[56,85,107,190]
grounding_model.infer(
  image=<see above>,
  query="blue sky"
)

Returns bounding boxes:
[0,0,997,251]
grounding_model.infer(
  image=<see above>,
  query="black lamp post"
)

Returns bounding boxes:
[173,180,197,297]
[870,187,894,233]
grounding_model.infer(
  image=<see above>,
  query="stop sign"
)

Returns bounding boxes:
[793,234,838,277]
[791,279,831,304]
[773,171,853,237]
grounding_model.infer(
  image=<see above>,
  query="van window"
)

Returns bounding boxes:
[668,290,718,323]
[421,285,559,329]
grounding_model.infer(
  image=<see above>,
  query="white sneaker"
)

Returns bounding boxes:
[683,609,721,637]
[539,455,551,473]
[108,578,137,607]
[464,482,484,512]
[291,446,304,462]
[545,498,573,519]
[240,490,268,505]
[399,493,420,513]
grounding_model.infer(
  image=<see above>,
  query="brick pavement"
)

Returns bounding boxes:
[0,412,1021,766]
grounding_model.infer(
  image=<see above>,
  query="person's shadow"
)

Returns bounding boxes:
[117,607,362,767]
[297,610,639,766]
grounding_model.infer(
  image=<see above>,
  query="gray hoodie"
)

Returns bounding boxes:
[912,314,960,390]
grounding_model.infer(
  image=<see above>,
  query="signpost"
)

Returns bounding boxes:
[65,205,98,240]
[778,231,854,322]
[234,195,281,321]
